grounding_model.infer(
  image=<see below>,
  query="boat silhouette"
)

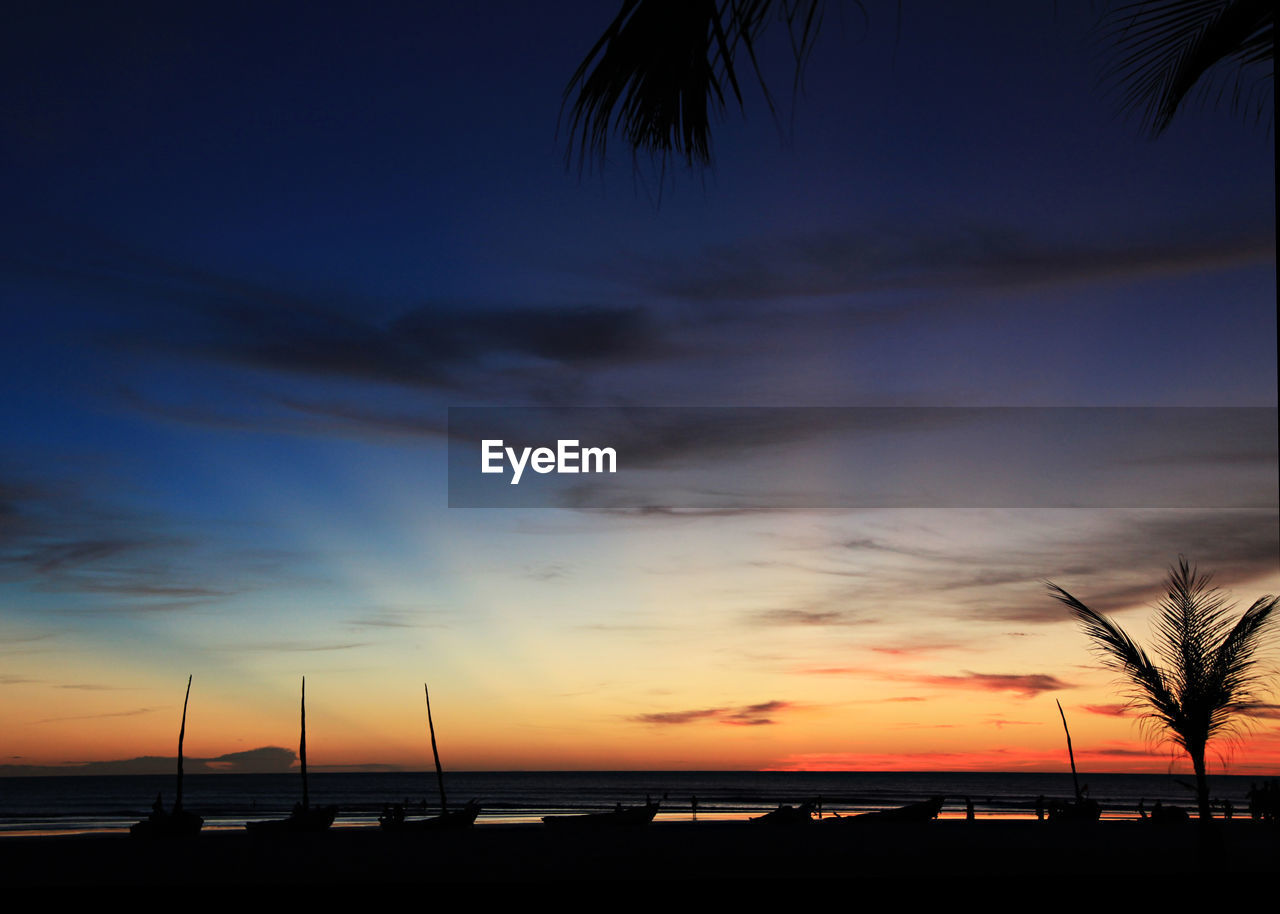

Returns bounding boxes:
[542,800,660,828]
[750,799,818,825]
[130,675,203,837]
[1046,700,1101,824]
[378,683,481,831]
[824,796,945,823]
[245,677,337,833]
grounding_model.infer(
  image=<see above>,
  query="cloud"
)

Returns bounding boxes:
[721,700,793,726]
[203,746,296,772]
[227,640,373,652]
[747,609,863,626]
[1083,703,1133,717]
[911,672,1074,698]
[628,224,1275,303]
[869,637,973,656]
[34,707,157,724]
[985,717,1043,728]
[629,700,795,726]
[202,300,666,392]
[1238,703,1280,721]
[1,675,41,686]
[346,611,432,629]
[0,469,249,610]
[523,563,570,581]
[795,666,1073,698]
[11,232,671,393]
[629,708,721,725]
[0,746,298,776]
[19,538,153,574]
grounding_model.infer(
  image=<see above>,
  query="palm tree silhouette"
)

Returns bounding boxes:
[562,0,826,171]
[1099,0,1274,136]
[563,1,1274,171]
[1047,557,1278,821]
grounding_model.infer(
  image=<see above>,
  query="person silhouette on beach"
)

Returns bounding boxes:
[965,797,974,821]
[691,795,698,821]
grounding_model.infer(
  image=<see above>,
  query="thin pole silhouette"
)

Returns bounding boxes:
[176,674,192,812]
[1057,699,1082,801]
[425,683,447,814]
[300,676,309,809]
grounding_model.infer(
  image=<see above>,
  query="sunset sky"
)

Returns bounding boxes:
[2,2,1276,778]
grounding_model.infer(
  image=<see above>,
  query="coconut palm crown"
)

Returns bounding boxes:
[1047,557,1277,820]
[563,2,1273,174]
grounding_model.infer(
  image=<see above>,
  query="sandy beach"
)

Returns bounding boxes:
[1,820,1275,885]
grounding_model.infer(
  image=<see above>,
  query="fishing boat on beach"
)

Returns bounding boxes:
[826,796,945,823]
[1046,701,1101,824]
[751,799,818,824]
[542,801,660,828]
[245,677,337,833]
[130,675,203,837]
[379,799,482,831]
[379,684,481,832]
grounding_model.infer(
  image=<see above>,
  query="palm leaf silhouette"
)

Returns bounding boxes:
[561,0,830,172]
[1048,557,1277,820]
[563,2,1272,175]
[1098,0,1274,135]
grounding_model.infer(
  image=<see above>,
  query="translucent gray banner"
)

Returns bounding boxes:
[447,407,1278,509]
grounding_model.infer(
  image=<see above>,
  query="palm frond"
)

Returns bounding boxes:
[1098,0,1275,135]
[1150,556,1233,700]
[1046,582,1182,731]
[1207,594,1280,732]
[561,0,833,173]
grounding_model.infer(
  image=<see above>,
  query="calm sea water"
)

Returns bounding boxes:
[0,770,1269,834]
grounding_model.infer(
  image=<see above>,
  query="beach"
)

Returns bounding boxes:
[2,820,1275,884]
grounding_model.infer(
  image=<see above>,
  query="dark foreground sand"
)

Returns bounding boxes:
[1,820,1275,885]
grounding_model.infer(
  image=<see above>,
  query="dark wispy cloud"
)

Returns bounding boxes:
[1087,747,1166,757]
[627,224,1275,303]
[747,609,865,627]
[1,674,41,686]
[34,707,157,724]
[797,666,1073,698]
[629,700,795,726]
[346,611,430,629]
[630,708,721,725]
[523,563,570,581]
[1239,703,1280,721]
[722,700,792,726]
[0,469,243,610]
[985,717,1043,729]
[820,509,1280,627]
[9,232,671,397]
[906,672,1073,698]
[19,538,153,575]
[870,637,973,656]
[202,299,665,391]
[1083,703,1133,717]
[225,640,373,652]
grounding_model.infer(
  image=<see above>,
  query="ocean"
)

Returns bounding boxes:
[0,770,1267,834]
